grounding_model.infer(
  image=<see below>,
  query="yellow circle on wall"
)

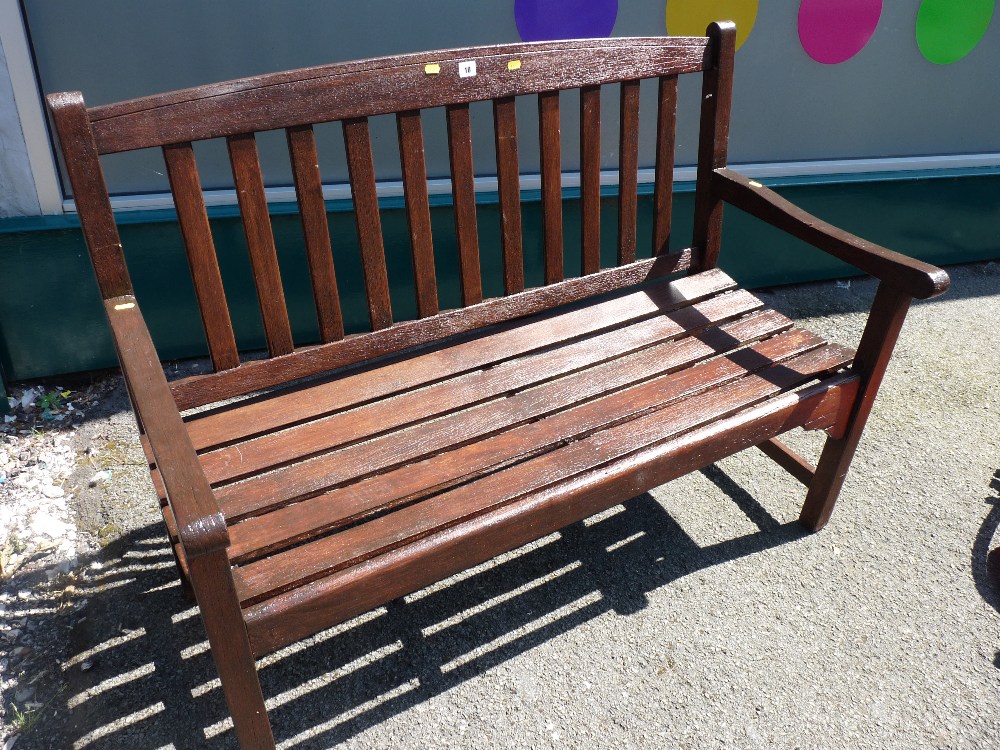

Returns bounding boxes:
[666,0,759,49]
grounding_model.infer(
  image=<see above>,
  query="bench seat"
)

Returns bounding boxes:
[151,268,858,654]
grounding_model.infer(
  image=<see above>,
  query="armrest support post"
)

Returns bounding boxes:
[105,297,230,558]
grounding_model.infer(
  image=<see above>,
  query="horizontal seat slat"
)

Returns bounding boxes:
[242,374,858,656]
[182,267,734,451]
[198,287,764,484]
[215,293,782,520]
[225,308,795,562]
[169,250,694,409]
[233,343,852,605]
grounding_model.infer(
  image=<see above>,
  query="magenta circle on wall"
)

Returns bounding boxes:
[798,0,883,64]
[515,0,618,42]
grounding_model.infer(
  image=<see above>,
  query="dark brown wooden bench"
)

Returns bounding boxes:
[47,23,949,749]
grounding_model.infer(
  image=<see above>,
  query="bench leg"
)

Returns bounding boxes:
[799,284,912,532]
[188,550,275,750]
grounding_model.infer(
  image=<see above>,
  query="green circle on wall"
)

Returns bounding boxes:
[916,0,994,64]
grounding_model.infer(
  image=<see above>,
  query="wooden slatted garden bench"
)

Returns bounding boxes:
[47,23,949,749]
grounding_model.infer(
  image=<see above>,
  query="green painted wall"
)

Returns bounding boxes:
[0,172,997,383]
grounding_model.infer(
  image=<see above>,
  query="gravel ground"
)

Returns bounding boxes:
[0,262,998,750]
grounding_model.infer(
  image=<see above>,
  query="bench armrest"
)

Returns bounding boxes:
[711,168,950,300]
[105,296,229,558]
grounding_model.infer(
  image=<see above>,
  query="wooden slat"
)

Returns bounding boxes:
[198,288,765,485]
[493,96,524,294]
[169,249,694,410]
[445,103,482,306]
[652,76,677,256]
[182,267,730,450]
[227,309,793,561]
[343,117,393,330]
[396,110,438,318]
[757,438,816,486]
[617,80,640,265]
[538,90,563,284]
[216,315,819,522]
[47,93,133,299]
[580,85,601,275]
[88,39,713,154]
[226,132,294,356]
[692,22,736,271]
[163,142,240,370]
[286,125,345,343]
[243,375,856,655]
[234,342,852,604]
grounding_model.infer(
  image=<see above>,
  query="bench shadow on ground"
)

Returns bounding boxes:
[16,465,806,750]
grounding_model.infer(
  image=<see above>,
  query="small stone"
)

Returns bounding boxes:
[88,470,112,487]
[14,686,34,703]
[80,658,94,672]
[40,484,65,498]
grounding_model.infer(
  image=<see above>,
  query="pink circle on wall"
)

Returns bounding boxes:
[798,0,883,64]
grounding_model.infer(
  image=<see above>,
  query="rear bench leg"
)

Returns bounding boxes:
[188,549,275,750]
[799,283,912,532]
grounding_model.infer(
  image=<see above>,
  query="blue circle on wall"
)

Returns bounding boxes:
[515,0,618,42]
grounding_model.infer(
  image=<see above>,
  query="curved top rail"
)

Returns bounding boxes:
[84,36,711,154]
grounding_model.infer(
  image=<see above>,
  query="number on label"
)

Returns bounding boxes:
[459,60,477,78]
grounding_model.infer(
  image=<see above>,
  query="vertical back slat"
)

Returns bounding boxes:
[579,85,601,275]
[493,96,524,295]
[692,22,737,271]
[396,110,439,318]
[163,142,241,369]
[226,133,295,357]
[342,117,394,330]
[538,90,563,284]
[617,80,640,266]
[286,125,345,343]
[652,75,679,257]
[446,104,483,306]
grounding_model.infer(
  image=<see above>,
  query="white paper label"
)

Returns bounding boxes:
[458,60,477,78]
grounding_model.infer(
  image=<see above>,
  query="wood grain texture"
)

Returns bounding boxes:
[244,374,857,655]
[213,283,746,518]
[579,85,601,275]
[227,133,294,357]
[103,298,227,559]
[652,76,678,256]
[799,283,912,531]
[494,96,524,294]
[188,550,274,749]
[234,343,853,604]
[396,110,439,317]
[169,250,693,409]
[88,39,712,153]
[286,125,345,342]
[182,266,727,450]
[163,142,240,370]
[712,169,950,300]
[343,117,394,330]
[538,90,564,284]
[691,22,736,272]
[46,92,133,299]
[446,103,482,306]
[225,308,793,562]
[757,437,816,486]
[617,79,640,266]
[200,288,764,489]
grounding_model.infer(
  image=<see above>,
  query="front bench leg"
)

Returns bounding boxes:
[800,283,913,531]
[188,549,275,750]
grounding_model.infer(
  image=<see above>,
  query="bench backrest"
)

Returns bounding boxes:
[48,23,735,410]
